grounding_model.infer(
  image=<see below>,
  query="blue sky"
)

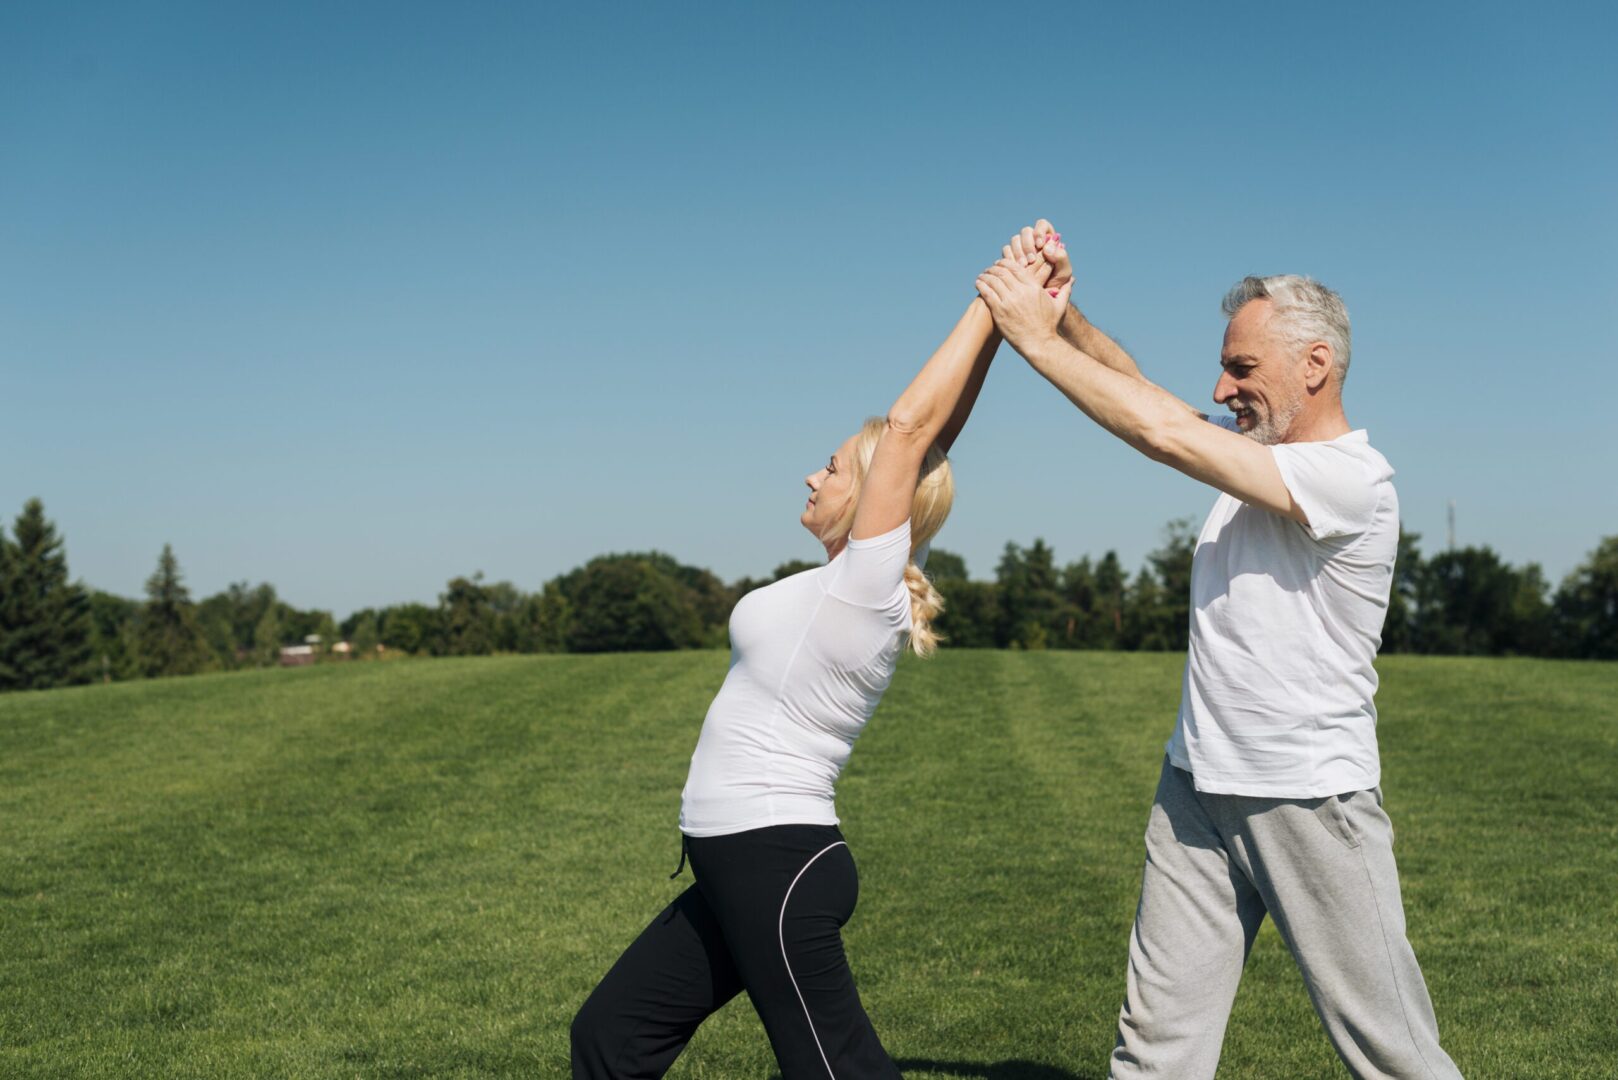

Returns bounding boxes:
[4,1,1614,618]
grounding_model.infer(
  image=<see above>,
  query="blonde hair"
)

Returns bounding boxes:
[820,416,955,657]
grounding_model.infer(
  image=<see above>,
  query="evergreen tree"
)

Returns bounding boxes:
[1121,567,1171,650]
[1059,557,1096,646]
[134,544,212,678]
[0,499,92,691]
[996,540,1061,648]
[1141,519,1196,652]
[86,589,141,682]
[1091,551,1127,649]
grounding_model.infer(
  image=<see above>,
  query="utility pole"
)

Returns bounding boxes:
[1447,499,1456,551]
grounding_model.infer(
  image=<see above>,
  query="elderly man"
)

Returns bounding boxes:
[975,223,1462,1080]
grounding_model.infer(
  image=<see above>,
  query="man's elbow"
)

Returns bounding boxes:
[1135,412,1196,467]
[1134,420,1178,464]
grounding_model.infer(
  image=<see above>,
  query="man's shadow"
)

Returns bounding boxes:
[770,1061,1097,1080]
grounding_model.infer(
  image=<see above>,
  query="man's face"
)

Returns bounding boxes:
[1214,299,1305,445]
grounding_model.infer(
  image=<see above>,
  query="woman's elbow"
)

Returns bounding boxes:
[883,409,929,441]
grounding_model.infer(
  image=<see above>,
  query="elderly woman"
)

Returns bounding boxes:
[571,244,1053,1079]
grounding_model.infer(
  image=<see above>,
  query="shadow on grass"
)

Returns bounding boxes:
[770,1061,1097,1080]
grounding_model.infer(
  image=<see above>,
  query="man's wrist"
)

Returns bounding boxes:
[1013,324,1064,356]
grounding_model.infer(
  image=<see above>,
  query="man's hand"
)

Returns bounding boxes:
[975,258,1071,351]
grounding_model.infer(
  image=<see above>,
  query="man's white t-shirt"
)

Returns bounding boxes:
[1166,418,1399,798]
[679,521,924,837]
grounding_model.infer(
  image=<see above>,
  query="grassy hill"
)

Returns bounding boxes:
[1,652,1614,1078]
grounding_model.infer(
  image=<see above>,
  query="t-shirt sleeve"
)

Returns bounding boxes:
[829,520,914,607]
[1270,443,1380,540]
[1207,413,1241,432]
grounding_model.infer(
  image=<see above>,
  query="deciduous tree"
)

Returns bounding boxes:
[1553,536,1618,659]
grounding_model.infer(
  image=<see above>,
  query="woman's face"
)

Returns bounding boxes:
[801,433,861,540]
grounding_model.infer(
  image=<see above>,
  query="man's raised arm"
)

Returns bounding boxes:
[1008,222,1147,383]
[1003,222,1205,419]
[975,257,1306,526]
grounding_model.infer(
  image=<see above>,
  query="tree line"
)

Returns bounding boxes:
[2,497,1614,693]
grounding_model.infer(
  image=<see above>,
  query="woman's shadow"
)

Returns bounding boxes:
[770,1061,1098,1080]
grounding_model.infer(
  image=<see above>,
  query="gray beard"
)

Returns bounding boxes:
[1240,392,1305,446]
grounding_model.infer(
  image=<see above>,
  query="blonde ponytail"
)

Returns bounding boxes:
[903,560,945,657]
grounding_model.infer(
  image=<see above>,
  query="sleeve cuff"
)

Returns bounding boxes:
[1270,446,1347,540]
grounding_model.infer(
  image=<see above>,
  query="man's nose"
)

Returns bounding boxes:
[1213,372,1237,403]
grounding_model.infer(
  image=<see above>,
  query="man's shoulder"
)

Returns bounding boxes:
[1264,430,1397,546]
[1278,429,1395,487]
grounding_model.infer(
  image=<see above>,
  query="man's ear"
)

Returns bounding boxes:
[1305,342,1334,391]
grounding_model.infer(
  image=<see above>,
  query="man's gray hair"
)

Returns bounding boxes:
[1222,275,1352,386]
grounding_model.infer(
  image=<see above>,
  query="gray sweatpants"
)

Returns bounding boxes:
[1109,759,1462,1080]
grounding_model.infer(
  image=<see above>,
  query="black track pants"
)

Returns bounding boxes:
[572,824,900,1080]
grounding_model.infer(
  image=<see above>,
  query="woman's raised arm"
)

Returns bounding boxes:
[849,251,1043,543]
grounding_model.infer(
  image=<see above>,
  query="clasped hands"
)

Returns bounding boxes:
[976,219,1073,352]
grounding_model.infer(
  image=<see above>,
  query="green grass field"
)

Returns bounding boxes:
[1,652,1615,1078]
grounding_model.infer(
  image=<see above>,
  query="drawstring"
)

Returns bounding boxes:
[669,834,689,879]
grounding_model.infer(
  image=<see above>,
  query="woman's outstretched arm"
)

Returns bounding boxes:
[848,299,995,541]
[849,252,1042,541]
[935,300,1001,455]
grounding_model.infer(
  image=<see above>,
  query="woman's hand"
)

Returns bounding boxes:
[1000,220,1068,298]
[1035,224,1073,295]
